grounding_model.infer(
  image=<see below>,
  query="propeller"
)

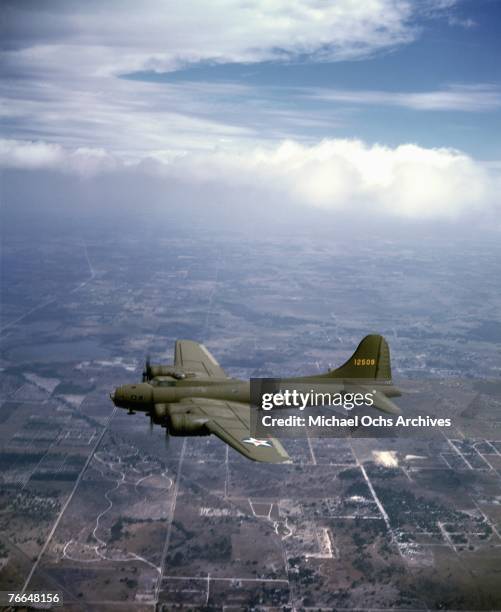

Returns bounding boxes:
[146,407,170,450]
[142,355,152,382]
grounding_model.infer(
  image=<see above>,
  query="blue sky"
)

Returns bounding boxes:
[1,0,500,222]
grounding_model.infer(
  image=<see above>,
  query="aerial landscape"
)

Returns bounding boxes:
[1,229,500,609]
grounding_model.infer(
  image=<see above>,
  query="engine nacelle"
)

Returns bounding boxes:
[152,403,168,425]
[167,406,210,436]
[149,364,186,379]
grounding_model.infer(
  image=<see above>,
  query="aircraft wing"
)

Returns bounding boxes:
[174,340,228,378]
[178,398,290,463]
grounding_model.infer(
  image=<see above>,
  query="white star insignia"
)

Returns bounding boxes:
[242,437,271,447]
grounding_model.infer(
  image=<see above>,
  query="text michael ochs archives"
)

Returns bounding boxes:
[260,413,452,429]
[250,385,452,437]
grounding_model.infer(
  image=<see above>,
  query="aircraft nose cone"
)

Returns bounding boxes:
[110,387,122,406]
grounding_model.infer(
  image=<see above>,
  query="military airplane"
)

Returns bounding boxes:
[111,334,401,463]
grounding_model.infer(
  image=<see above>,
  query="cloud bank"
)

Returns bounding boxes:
[3,1,497,227]
[3,0,447,74]
[2,137,498,221]
[2,0,490,162]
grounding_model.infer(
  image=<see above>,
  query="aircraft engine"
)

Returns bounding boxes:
[151,403,168,425]
[151,365,186,379]
[167,408,210,436]
[143,357,186,381]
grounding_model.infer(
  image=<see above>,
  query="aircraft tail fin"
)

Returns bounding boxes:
[325,334,392,380]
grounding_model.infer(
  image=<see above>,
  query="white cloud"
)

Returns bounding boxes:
[309,84,501,112]
[3,1,428,76]
[165,139,497,219]
[1,74,261,159]
[1,0,488,164]
[2,137,498,220]
[3,1,495,224]
[0,139,117,176]
[448,15,477,29]
[0,1,449,154]
[0,139,65,169]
